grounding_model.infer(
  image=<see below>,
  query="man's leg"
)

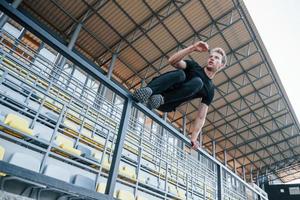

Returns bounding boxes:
[133,70,186,103]
[148,77,204,110]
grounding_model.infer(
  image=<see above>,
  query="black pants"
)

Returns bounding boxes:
[147,70,203,112]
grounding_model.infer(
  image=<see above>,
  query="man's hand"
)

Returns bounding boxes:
[193,41,209,52]
[191,139,200,150]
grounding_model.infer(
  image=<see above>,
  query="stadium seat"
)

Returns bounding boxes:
[123,142,139,160]
[22,85,40,100]
[0,145,6,176]
[206,185,214,194]
[63,119,79,133]
[206,191,214,200]
[8,152,40,172]
[45,112,59,121]
[92,151,103,161]
[93,135,106,146]
[138,176,146,184]
[33,122,54,142]
[76,144,91,156]
[73,174,94,190]
[66,110,81,123]
[54,135,81,156]
[80,128,92,138]
[0,113,6,122]
[177,188,186,199]
[0,145,5,160]
[43,164,71,182]
[118,165,137,181]
[116,190,135,200]
[4,113,34,135]
[101,155,111,170]
[44,100,61,113]
[145,175,159,187]
[168,184,178,195]
[96,182,106,193]
[76,144,98,161]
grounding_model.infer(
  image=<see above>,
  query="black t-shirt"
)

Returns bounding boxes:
[183,60,215,106]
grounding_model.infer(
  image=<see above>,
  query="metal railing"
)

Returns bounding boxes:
[0,1,268,199]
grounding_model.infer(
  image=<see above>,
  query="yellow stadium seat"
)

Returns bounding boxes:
[206,185,214,193]
[177,188,186,199]
[81,128,92,138]
[206,191,214,200]
[44,100,61,113]
[63,120,79,136]
[4,114,33,135]
[96,183,118,197]
[168,184,177,195]
[0,146,4,160]
[138,176,147,184]
[66,110,81,124]
[93,135,106,146]
[124,142,138,154]
[92,151,102,160]
[160,168,166,176]
[83,121,94,131]
[117,190,135,200]
[119,165,137,181]
[54,135,81,156]
[0,145,6,176]
[101,155,111,170]
[96,182,106,193]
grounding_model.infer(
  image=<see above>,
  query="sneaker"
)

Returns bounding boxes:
[132,87,153,103]
[147,94,164,110]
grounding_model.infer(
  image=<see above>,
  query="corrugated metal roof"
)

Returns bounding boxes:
[18,0,300,183]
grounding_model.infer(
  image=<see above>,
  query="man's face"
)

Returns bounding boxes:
[206,52,224,72]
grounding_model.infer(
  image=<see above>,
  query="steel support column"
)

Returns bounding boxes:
[243,165,246,181]
[105,98,132,196]
[234,159,237,174]
[68,22,82,50]
[224,150,227,166]
[217,165,223,200]
[183,115,187,136]
[250,164,254,183]
[213,140,216,158]
[51,21,83,81]
[107,43,121,80]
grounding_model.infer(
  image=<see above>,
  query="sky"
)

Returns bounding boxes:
[243,0,300,184]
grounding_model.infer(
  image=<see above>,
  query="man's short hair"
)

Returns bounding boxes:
[210,47,227,66]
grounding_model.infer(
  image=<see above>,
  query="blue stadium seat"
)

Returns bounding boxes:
[8,152,40,172]
[73,174,95,190]
[43,164,71,183]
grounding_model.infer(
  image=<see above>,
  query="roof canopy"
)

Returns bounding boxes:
[17,0,300,182]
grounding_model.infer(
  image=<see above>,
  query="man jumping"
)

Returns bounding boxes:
[133,41,227,150]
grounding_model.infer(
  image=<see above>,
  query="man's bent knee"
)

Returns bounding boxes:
[185,77,203,93]
[192,77,203,87]
[176,70,186,82]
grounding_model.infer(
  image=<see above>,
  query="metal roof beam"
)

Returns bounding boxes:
[198,0,295,168]
[97,0,191,61]
[125,6,241,88]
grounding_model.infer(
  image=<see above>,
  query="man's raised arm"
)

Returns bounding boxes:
[168,41,209,69]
